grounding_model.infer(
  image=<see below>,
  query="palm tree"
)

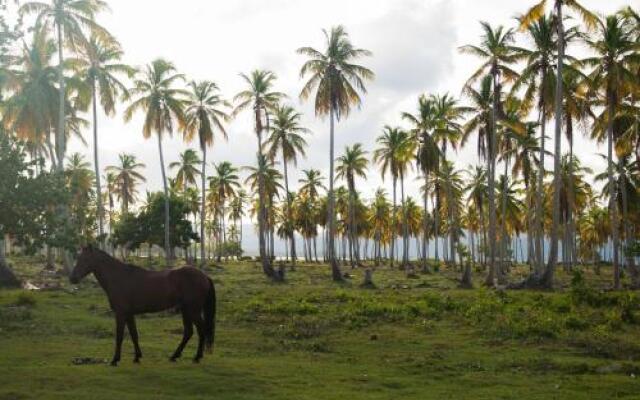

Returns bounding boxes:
[70,34,132,245]
[234,69,284,279]
[183,80,231,266]
[169,149,201,192]
[105,153,146,214]
[2,25,59,166]
[460,22,521,285]
[583,15,640,288]
[336,143,368,267]
[464,166,489,266]
[402,94,441,271]
[297,25,374,280]
[373,126,415,268]
[519,0,598,288]
[124,59,186,264]
[209,161,240,262]
[265,104,309,266]
[19,0,109,175]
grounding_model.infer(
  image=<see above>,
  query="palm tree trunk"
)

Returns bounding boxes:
[283,156,297,266]
[157,134,172,266]
[391,175,397,268]
[200,145,207,267]
[422,173,429,272]
[607,93,621,289]
[55,22,66,173]
[91,78,105,247]
[400,171,409,270]
[543,1,565,288]
[328,107,342,280]
[486,70,499,286]
[536,101,546,278]
[434,194,440,264]
[621,173,639,286]
[499,157,509,278]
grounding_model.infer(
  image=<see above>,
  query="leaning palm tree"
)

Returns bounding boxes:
[336,143,368,267]
[19,0,110,175]
[124,59,187,264]
[183,80,231,266]
[265,105,310,266]
[234,69,284,279]
[70,35,132,244]
[519,0,598,288]
[169,149,201,192]
[460,22,521,285]
[105,153,146,214]
[582,14,639,289]
[297,25,374,280]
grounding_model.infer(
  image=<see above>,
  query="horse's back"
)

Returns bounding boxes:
[169,267,211,307]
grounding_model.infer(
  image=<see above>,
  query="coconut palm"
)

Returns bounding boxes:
[519,0,598,288]
[336,143,368,267]
[580,14,638,289]
[209,161,240,261]
[234,69,284,278]
[402,94,441,270]
[19,0,110,175]
[265,104,309,266]
[460,22,521,285]
[169,149,201,192]
[69,34,132,245]
[183,80,231,265]
[373,126,415,268]
[124,59,186,264]
[297,25,374,280]
[105,153,146,214]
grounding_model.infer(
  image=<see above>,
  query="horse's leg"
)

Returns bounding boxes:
[126,316,142,363]
[170,310,193,362]
[111,314,125,366]
[191,312,205,363]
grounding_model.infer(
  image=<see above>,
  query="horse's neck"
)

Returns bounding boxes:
[92,253,128,293]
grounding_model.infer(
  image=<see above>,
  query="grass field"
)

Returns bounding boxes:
[1,257,640,399]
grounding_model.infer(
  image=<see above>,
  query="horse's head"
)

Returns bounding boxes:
[70,245,97,284]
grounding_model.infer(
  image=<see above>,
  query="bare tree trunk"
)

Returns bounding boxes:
[327,107,342,280]
[157,134,172,266]
[542,1,564,288]
[200,144,207,267]
[485,69,499,286]
[91,79,105,247]
[607,93,620,289]
[0,236,20,288]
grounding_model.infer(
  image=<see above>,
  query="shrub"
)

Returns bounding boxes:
[14,292,36,307]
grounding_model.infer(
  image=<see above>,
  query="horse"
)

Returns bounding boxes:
[69,245,216,366]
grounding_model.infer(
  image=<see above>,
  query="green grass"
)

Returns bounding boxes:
[1,257,640,399]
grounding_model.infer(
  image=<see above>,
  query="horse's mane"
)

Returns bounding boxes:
[94,249,148,273]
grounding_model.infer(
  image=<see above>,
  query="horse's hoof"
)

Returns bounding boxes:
[133,358,140,364]
[169,357,177,363]
[110,360,119,367]
[192,358,201,364]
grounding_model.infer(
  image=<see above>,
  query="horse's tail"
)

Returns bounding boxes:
[204,277,216,353]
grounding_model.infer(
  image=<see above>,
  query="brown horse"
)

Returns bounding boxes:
[70,245,216,366]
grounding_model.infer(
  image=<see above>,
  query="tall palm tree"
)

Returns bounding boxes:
[373,126,415,268]
[209,161,240,261]
[169,149,201,192]
[460,22,521,285]
[183,80,231,266]
[402,94,441,271]
[70,34,132,246]
[336,143,368,267]
[234,69,284,279]
[432,93,467,266]
[19,0,109,175]
[265,104,309,266]
[519,0,598,288]
[583,15,640,288]
[124,59,187,264]
[297,25,374,280]
[105,153,146,214]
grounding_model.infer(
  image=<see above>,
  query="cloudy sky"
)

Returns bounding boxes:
[65,0,631,205]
